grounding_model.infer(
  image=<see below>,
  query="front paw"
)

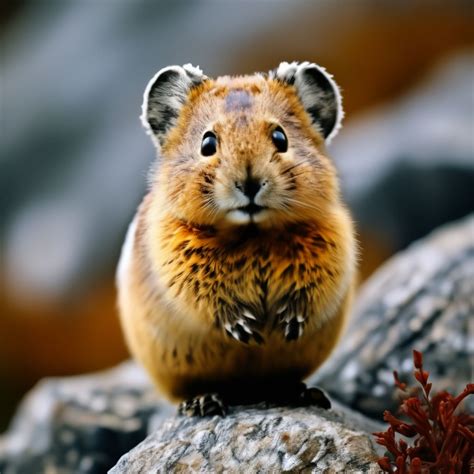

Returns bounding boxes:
[217,302,264,344]
[276,303,306,341]
[178,393,227,417]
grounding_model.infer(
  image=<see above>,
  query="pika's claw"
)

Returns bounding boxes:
[283,316,305,341]
[224,321,264,344]
[266,382,331,409]
[178,393,227,417]
[277,308,306,341]
[218,302,264,344]
[274,289,310,341]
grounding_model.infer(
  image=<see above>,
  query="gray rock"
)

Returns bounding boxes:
[333,53,474,252]
[313,214,474,419]
[0,362,172,474]
[111,404,381,473]
[0,361,383,473]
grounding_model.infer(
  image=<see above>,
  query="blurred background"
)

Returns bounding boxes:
[1,0,473,432]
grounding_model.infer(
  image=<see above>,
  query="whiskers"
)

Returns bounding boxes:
[280,161,308,176]
[278,196,325,217]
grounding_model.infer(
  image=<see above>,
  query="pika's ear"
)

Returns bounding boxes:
[141,63,207,146]
[270,61,343,143]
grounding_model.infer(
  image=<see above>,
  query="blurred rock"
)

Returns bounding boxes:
[110,404,381,473]
[313,214,474,419]
[0,362,172,474]
[333,53,474,252]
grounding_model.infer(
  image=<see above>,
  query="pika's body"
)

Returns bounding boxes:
[117,62,357,407]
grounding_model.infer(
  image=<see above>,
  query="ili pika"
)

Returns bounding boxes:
[117,62,357,416]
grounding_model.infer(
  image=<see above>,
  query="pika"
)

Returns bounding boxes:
[117,62,357,416]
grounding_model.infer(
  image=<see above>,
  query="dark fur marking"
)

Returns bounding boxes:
[226,325,250,344]
[307,106,335,139]
[203,173,213,184]
[149,102,179,135]
[234,257,246,270]
[174,240,190,252]
[185,352,194,365]
[294,242,305,252]
[285,318,300,341]
[148,118,161,134]
[194,247,205,258]
[190,263,200,273]
[172,348,178,359]
[184,248,195,259]
[260,247,270,260]
[282,264,294,279]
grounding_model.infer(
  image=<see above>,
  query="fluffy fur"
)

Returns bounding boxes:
[117,62,357,402]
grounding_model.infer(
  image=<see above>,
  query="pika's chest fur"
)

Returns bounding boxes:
[148,212,348,335]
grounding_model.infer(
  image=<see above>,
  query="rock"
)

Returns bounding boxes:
[333,53,474,253]
[0,362,383,474]
[0,364,382,474]
[0,362,172,474]
[313,214,474,419]
[111,403,381,473]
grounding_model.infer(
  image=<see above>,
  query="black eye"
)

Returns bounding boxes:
[271,126,288,153]
[201,131,218,156]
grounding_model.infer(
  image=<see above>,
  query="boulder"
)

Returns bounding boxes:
[111,403,381,473]
[313,214,474,419]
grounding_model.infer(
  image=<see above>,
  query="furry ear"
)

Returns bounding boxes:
[271,61,343,143]
[141,63,206,146]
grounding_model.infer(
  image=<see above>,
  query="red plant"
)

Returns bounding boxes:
[373,350,474,473]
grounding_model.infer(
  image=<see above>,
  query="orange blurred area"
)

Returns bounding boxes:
[0,280,128,429]
[1,1,473,432]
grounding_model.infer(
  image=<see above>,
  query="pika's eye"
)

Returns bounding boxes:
[271,126,288,153]
[201,131,218,156]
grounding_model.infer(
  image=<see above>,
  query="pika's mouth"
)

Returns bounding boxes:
[237,203,265,215]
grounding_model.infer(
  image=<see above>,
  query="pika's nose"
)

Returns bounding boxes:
[240,176,261,200]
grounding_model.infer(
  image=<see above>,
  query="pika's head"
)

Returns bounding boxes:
[142,62,344,229]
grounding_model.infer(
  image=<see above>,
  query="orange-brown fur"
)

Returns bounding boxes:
[118,72,357,402]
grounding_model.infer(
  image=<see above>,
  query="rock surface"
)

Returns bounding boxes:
[313,214,474,419]
[111,404,381,473]
[0,362,172,474]
[0,360,382,474]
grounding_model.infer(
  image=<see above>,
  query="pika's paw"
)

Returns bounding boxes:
[178,393,227,417]
[217,302,264,344]
[299,385,331,409]
[268,382,331,409]
[275,302,306,341]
